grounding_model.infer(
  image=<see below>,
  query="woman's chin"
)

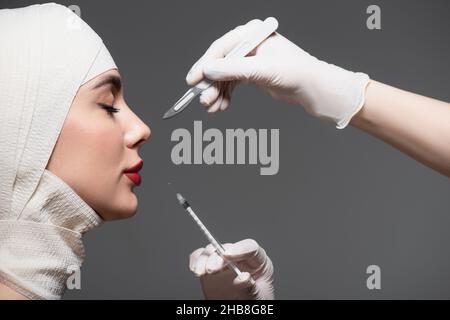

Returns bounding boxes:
[100,192,139,221]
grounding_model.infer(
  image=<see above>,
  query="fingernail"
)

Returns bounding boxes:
[193,270,201,277]
[186,72,194,83]
[206,268,216,274]
[200,94,209,105]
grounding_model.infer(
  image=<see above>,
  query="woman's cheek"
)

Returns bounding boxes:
[79,131,128,220]
[89,125,124,181]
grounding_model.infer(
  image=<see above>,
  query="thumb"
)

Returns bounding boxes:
[203,57,269,83]
[232,272,255,289]
[222,239,267,269]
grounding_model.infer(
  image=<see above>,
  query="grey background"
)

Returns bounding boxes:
[2,0,449,299]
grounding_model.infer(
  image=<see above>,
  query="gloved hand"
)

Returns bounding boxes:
[186,18,370,129]
[189,239,274,300]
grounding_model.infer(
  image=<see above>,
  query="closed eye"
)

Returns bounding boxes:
[98,103,120,115]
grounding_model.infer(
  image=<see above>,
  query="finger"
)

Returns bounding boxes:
[223,239,267,269]
[219,95,230,111]
[186,57,206,86]
[202,19,263,58]
[189,247,205,272]
[205,81,231,112]
[203,56,265,83]
[231,19,262,37]
[186,30,241,86]
[205,252,225,274]
[224,239,259,258]
[199,84,220,107]
[232,272,255,290]
[193,252,209,277]
[186,19,264,86]
[207,93,224,113]
[222,243,233,251]
[192,244,216,276]
[204,243,216,255]
[220,82,236,111]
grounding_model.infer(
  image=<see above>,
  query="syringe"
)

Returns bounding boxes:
[174,191,244,278]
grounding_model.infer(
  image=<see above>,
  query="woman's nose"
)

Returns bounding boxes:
[125,113,151,149]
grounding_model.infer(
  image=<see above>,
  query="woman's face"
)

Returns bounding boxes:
[46,69,151,220]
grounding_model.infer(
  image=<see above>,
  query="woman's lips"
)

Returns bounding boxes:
[124,172,141,186]
[124,160,143,186]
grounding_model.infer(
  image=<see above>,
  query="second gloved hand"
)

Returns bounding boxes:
[189,239,274,300]
[186,18,370,129]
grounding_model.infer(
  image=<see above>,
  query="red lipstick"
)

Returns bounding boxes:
[124,160,143,186]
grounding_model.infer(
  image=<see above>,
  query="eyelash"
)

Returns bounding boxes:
[98,103,120,115]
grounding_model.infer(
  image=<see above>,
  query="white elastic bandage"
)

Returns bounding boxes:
[0,3,116,299]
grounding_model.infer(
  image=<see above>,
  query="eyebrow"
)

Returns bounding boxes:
[91,75,122,93]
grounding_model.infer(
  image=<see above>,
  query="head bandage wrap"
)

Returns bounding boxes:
[0,3,117,299]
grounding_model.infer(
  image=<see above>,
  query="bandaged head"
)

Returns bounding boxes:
[0,3,117,299]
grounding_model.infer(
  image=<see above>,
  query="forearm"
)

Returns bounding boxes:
[351,80,450,177]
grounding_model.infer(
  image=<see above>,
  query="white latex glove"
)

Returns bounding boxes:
[189,239,274,300]
[186,18,370,129]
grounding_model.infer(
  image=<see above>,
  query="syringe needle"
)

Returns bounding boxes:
[175,191,245,278]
